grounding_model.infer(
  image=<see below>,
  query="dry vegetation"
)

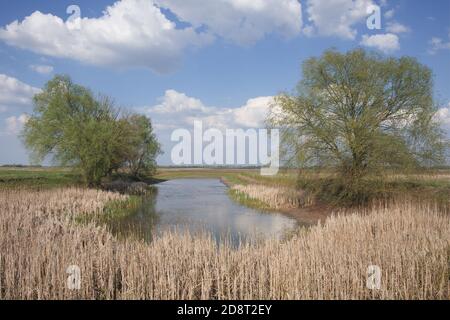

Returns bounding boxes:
[231,184,314,209]
[0,187,449,300]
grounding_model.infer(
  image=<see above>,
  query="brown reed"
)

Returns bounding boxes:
[0,188,448,300]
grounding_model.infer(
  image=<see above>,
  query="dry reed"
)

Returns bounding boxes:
[231,184,314,209]
[0,188,448,300]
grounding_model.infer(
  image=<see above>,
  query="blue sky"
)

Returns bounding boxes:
[0,0,449,165]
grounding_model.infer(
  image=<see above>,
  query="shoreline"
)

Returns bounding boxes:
[220,176,332,226]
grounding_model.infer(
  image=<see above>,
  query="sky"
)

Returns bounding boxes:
[0,0,449,165]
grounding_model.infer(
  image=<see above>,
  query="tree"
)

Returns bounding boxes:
[125,114,162,178]
[22,75,160,186]
[269,49,447,194]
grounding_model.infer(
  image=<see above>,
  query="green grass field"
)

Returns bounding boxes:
[0,166,81,188]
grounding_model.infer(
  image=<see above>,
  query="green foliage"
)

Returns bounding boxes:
[228,188,271,211]
[125,114,162,178]
[21,75,160,186]
[297,174,384,206]
[270,49,448,203]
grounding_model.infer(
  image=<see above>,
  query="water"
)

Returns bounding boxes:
[107,179,299,244]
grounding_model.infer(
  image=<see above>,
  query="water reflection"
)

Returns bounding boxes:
[107,179,299,244]
[107,190,160,242]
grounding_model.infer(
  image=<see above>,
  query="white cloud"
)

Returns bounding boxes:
[0,0,303,72]
[0,0,212,74]
[29,64,54,75]
[384,9,395,19]
[4,114,29,136]
[429,35,450,54]
[386,22,410,34]
[379,6,410,37]
[304,0,375,39]
[150,89,209,115]
[156,0,303,45]
[142,89,273,131]
[141,90,276,165]
[233,96,273,128]
[435,103,450,127]
[0,74,40,112]
[360,33,400,53]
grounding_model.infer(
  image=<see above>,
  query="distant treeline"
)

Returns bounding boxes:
[0,165,43,168]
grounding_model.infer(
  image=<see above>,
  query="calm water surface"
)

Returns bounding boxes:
[108,179,299,244]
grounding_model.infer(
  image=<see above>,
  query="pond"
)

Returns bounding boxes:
[107,179,300,244]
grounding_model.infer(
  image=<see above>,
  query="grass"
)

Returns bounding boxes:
[76,195,142,223]
[230,184,314,210]
[0,187,448,300]
[228,188,272,211]
[76,185,158,224]
[0,166,81,189]
[154,168,259,182]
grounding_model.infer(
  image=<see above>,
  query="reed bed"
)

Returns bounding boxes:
[0,188,449,300]
[231,184,314,209]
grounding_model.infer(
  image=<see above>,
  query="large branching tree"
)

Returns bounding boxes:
[269,49,447,192]
[22,75,161,186]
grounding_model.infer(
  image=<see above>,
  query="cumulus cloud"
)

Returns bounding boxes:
[138,90,275,164]
[3,114,29,136]
[29,64,54,75]
[233,96,273,128]
[304,0,375,39]
[386,21,410,34]
[360,33,400,53]
[303,0,409,47]
[0,74,40,112]
[0,0,212,73]
[150,89,209,115]
[0,0,303,72]
[141,89,273,131]
[155,0,303,45]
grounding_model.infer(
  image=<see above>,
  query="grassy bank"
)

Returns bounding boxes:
[0,187,448,300]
